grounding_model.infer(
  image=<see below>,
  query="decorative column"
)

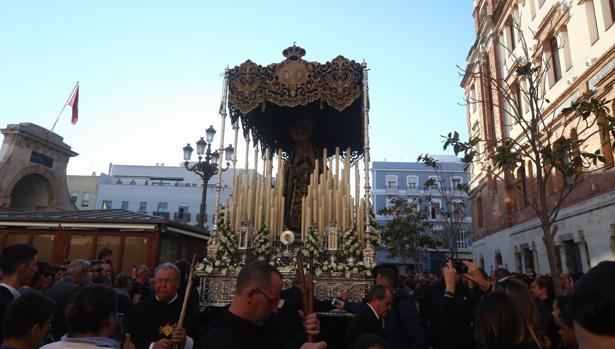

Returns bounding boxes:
[361,61,374,267]
[231,121,240,187]
[215,68,229,226]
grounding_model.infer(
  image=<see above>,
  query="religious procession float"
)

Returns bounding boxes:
[194,45,380,307]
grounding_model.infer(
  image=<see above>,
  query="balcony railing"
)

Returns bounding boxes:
[152,211,170,219]
[385,185,399,194]
[173,212,191,223]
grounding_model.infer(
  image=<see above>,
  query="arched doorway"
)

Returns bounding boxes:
[9,174,51,210]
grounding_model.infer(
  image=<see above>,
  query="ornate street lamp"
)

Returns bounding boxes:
[183,126,233,229]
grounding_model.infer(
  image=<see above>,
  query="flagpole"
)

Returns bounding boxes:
[49,81,79,134]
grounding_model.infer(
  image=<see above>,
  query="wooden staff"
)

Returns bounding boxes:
[296,255,314,342]
[173,254,196,349]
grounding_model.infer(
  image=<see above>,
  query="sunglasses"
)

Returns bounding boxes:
[42,272,54,277]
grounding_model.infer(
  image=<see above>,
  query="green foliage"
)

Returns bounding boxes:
[378,197,435,264]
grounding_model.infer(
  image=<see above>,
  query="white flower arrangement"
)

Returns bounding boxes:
[251,223,272,260]
[302,224,323,260]
[196,256,241,275]
[340,228,362,262]
[315,258,372,279]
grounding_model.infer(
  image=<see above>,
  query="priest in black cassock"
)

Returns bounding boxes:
[127,263,199,349]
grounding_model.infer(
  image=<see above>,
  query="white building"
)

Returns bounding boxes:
[82,163,251,230]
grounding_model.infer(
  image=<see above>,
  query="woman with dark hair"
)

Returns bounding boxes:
[496,277,548,348]
[97,248,114,274]
[21,261,54,293]
[40,284,133,349]
[531,277,559,347]
[474,292,541,349]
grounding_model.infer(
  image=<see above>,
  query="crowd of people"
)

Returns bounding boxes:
[0,243,613,349]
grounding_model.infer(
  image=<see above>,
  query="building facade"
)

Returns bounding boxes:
[66,174,99,210]
[68,164,245,230]
[371,157,473,272]
[462,0,615,275]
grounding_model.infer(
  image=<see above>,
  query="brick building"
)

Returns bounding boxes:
[462,0,615,274]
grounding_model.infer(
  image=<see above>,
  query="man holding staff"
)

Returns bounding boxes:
[197,261,326,349]
[127,263,198,349]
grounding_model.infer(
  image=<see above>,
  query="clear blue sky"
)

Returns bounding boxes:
[0,1,475,175]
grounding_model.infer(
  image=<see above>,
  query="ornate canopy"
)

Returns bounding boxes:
[227,45,366,157]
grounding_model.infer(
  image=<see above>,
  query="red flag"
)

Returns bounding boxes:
[68,85,79,125]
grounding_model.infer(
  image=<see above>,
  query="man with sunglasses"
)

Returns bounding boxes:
[197,261,326,349]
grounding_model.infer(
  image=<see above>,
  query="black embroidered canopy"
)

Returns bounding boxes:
[227,45,366,158]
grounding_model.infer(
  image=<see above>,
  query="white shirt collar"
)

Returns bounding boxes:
[367,303,380,320]
[155,293,178,304]
[0,283,20,298]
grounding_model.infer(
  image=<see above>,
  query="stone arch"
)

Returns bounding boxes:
[8,173,54,210]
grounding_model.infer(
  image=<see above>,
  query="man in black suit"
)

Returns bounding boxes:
[0,244,39,341]
[345,284,393,349]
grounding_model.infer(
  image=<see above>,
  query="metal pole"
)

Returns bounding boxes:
[214,68,229,221]
[361,61,372,241]
[49,81,79,134]
[199,176,207,228]
[232,121,240,184]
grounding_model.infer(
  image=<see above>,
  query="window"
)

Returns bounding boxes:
[67,236,94,261]
[102,200,112,210]
[550,36,562,83]
[451,176,463,190]
[495,252,503,267]
[457,229,469,250]
[121,201,129,210]
[607,0,615,28]
[97,236,121,271]
[476,197,484,229]
[139,201,147,213]
[513,83,523,115]
[523,247,535,269]
[81,192,90,207]
[430,200,442,219]
[157,202,168,212]
[452,199,466,218]
[385,197,394,208]
[32,234,53,262]
[508,22,516,52]
[586,1,599,44]
[529,0,536,19]
[6,234,29,246]
[70,192,78,204]
[427,176,441,189]
[121,236,148,275]
[406,176,418,190]
[563,240,582,273]
[385,175,398,188]
[177,205,190,220]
